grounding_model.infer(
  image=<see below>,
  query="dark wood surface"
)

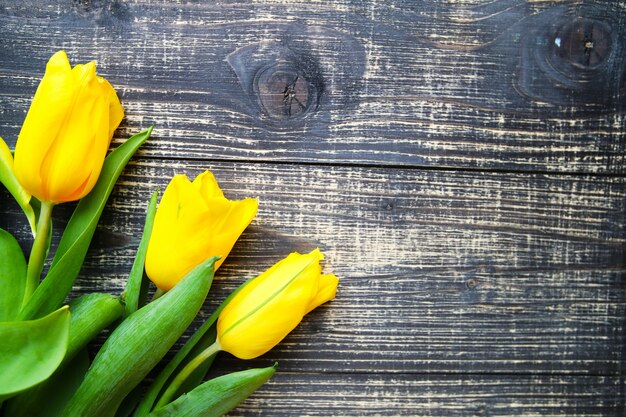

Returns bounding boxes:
[1,1,625,416]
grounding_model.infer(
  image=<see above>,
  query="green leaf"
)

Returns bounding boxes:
[134,276,254,417]
[19,127,152,320]
[114,384,145,417]
[124,190,158,318]
[0,306,70,400]
[4,349,90,417]
[65,293,125,362]
[0,137,36,235]
[4,294,121,415]
[0,228,27,321]
[62,256,218,417]
[148,365,276,417]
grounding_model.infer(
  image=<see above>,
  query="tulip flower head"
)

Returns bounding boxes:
[216,249,339,360]
[149,248,339,408]
[13,50,124,203]
[145,171,258,291]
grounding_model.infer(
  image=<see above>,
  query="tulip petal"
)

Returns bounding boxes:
[218,250,323,359]
[41,102,100,200]
[219,299,306,360]
[98,76,124,138]
[146,175,214,291]
[14,51,76,201]
[220,250,323,327]
[305,273,338,314]
[192,170,225,201]
[217,253,311,332]
[47,50,72,72]
[146,172,258,290]
[41,61,112,202]
[209,197,258,269]
[207,196,257,232]
[13,51,122,203]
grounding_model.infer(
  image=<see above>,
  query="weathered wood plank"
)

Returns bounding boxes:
[0,0,625,173]
[225,373,626,416]
[1,1,625,414]
[1,159,623,375]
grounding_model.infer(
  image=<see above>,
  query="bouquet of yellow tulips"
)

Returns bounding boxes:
[0,51,338,416]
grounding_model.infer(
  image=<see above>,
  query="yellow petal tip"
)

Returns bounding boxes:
[46,50,70,72]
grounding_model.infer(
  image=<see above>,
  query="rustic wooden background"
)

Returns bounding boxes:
[1,0,625,415]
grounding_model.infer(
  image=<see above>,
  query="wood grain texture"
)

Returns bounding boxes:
[2,161,623,376]
[1,0,625,415]
[0,0,625,173]
[228,373,626,417]
[82,161,626,377]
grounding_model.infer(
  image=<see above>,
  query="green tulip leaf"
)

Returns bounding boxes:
[148,365,276,417]
[66,293,125,361]
[19,127,153,320]
[0,306,70,400]
[123,190,158,318]
[62,256,218,417]
[5,293,123,415]
[114,384,146,417]
[0,137,36,235]
[4,349,90,417]
[134,276,254,417]
[0,228,27,321]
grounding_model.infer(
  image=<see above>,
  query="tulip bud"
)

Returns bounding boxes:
[217,249,338,360]
[149,250,337,409]
[145,170,258,291]
[13,50,124,203]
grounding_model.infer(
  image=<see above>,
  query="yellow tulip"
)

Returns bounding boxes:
[13,50,124,203]
[145,170,258,291]
[154,248,338,407]
[217,249,339,359]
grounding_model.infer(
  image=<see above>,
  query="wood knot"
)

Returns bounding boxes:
[381,199,395,211]
[226,25,364,129]
[552,18,611,70]
[254,64,317,120]
[226,40,328,127]
[71,0,130,24]
[516,8,626,109]
[466,278,478,289]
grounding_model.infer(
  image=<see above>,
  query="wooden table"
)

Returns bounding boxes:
[1,1,624,415]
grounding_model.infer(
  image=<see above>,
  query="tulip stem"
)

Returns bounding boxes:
[22,201,53,306]
[154,341,221,409]
[151,288,165,302]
